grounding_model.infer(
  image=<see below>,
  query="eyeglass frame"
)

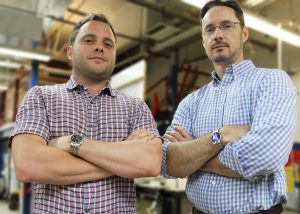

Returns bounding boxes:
[201,21,241,36]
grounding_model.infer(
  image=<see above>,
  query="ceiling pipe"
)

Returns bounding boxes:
[127,0,200,25]
[47,13,151,44]
[127,0,276,52]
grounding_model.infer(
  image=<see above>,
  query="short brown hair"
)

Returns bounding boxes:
[69,14,116,46]
[200,0,245,28]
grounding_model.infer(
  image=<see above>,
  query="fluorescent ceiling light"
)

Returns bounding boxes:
[0,84,8,91]
[0,60,22,69]
[182,0,206,8]
[182,0,300,47]
[0,46,51,62]
[244,0,265,7]
[244,13,300,46]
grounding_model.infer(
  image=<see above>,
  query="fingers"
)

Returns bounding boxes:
[163,133,179,142]
[163,127,192,142]
[173,127,193,140]
[126,129,155,141]
[221,125,251,143]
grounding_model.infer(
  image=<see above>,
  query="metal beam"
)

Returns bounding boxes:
[127,0,200,25]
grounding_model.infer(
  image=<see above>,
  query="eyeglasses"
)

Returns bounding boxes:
[202,21,241,36]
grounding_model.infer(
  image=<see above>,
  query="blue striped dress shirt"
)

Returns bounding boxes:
[161,60,297,213]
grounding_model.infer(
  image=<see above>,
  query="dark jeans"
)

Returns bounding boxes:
[192,204,283,214]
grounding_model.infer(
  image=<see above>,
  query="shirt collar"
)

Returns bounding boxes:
[66,76,116,97]
[211,60,256,82]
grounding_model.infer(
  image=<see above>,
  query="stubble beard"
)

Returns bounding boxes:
[73,56,113,82]
[211,36,244,64]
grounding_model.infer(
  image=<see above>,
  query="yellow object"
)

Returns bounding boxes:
[285,166,294,192]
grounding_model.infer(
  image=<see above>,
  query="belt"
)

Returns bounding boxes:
[192,204,283,214]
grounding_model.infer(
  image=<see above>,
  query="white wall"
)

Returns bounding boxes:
[111,60,146,100]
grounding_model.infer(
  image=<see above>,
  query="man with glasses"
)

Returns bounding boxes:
[161,0,296,213]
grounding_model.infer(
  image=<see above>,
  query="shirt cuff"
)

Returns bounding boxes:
[219,145,247,178]
[160,140,177,179]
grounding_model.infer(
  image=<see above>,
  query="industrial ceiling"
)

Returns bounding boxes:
[0,0,299,86]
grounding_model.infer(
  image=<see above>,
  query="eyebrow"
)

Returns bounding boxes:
[203,20,236,28]
[80,33,115,43]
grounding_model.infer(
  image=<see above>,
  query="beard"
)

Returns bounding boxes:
[211,54,231,63]
[208,34,244,64]
[209,45,243,64]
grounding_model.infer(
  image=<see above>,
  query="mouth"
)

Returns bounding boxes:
[212,43,228,50]
[89,55,107,62]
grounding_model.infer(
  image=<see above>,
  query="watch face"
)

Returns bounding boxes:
[211,132,221,144]
[71,134,83,146]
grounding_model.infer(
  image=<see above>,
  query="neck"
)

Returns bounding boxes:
[73,73,108,97]
[213,63,226,80]
[213,58,244,80]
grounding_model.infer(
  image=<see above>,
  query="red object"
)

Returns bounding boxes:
[286,144,300,166]
[152,92,159,117]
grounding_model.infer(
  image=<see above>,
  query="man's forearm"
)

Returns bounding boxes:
[12,135,113,185]
[77,137,163,179]
[201,156,242,178]
[166,133,219,178]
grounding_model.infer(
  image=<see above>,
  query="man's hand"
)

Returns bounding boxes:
[163,126,193,142]
[49,135,71,152]
[163,126,250,144]
[126,129,156,141]
[220,126,250,144]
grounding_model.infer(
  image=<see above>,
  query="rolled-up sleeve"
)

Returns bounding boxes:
[219,70,297,180]
[130,98,160,137]
[9,86,50,145]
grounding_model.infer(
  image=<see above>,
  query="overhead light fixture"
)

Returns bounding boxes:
[244,0,266,7]
[0,46,51,62]
[181,0,206,8]
[0,84,8,91]
[0,60,22,69]
[244,13,300,47]
[182,0,300,47]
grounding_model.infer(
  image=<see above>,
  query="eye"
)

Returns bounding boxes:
[204,26,215,33]
[222,22,234,30]
[104,40,114,48]
[105,42,113,48]
[83,36,95,44]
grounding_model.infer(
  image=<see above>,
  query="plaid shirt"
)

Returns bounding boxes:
[10,76,159,214]
[161,60,297,213]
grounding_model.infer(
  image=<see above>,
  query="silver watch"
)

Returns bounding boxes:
[70,134,84,156]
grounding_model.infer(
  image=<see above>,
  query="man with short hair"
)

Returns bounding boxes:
[162,1,296,213]
[10,14,162,213]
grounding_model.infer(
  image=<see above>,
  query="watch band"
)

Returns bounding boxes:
[70,145,79,156]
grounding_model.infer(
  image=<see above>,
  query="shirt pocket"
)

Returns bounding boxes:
[99,122,129,142]
[223,92,253,125]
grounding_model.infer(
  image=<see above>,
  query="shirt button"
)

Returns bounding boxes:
[87,124,97,127]
[211,181,216,185]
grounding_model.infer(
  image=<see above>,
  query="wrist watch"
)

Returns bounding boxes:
[211,129,225,151]
[70,134,84,156]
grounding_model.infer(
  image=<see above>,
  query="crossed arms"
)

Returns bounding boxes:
[12,130,162,185]
[163,126,249,178]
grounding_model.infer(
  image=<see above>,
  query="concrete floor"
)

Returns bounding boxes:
[0,200,298,214]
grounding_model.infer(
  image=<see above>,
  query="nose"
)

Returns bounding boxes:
[94,46,104,53]
[213,27,224,41]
